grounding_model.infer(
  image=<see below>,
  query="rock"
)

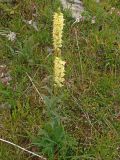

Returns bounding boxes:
[60,0,84,20]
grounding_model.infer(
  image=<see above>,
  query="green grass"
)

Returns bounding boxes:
[0,0,120,159]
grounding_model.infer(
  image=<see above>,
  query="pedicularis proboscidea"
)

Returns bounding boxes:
[53,11,66,88]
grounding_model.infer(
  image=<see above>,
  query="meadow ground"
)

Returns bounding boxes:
[0,0,120,160]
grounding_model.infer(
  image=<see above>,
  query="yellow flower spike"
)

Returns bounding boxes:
[53,11,64,51]
[54,56,66,87]
[53,10,65,88]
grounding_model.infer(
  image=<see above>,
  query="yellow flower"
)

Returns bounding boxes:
[54,56,66,87]
[53,12,64,50]
[53,11,65,88]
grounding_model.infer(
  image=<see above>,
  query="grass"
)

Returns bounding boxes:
[0,0,120,159]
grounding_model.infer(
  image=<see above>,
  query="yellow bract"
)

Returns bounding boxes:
[54,56,66,87]
[53,12,64,50]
